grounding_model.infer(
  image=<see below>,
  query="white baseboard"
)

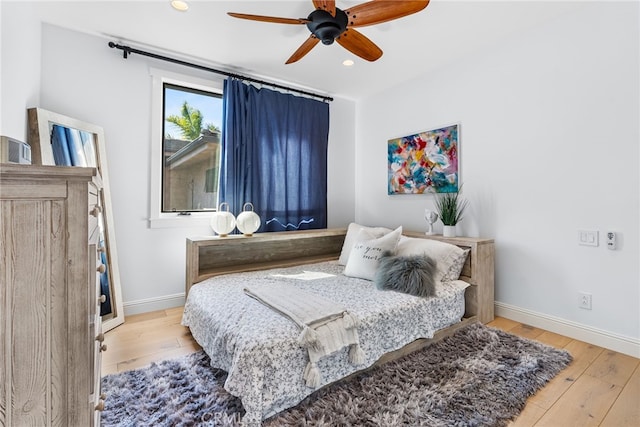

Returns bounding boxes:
[121,296,640,358]
[123,293,186,316]
[495,302,640,358]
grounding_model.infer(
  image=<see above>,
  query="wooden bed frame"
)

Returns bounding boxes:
[185,228,495,404]
[185,228,494,322]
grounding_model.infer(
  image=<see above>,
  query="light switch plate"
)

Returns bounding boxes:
[578,230,599,247]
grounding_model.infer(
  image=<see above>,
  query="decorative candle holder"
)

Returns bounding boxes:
[236,202,261,236]
[210,202,236,237]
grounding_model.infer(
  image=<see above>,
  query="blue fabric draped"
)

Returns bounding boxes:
[99,241,112,316]
[51,124,92,167]
[51,125,73,166]
[219,79,329,232]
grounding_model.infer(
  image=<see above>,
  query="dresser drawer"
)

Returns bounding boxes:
[89,200,100,242]
[92,315,105,425]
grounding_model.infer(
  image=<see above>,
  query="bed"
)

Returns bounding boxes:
[182,227,495,424]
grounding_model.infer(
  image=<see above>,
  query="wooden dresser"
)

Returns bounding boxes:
[0,164,105,426]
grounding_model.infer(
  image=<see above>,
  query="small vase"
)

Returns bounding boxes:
[443,225,457,237]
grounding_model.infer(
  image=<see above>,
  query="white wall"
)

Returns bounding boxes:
[328,96,356,227]
[355,2,639,353]
[1,6,356,313]
[0,2,41,140]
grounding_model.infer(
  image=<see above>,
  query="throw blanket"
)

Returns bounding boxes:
[244,284,365,387]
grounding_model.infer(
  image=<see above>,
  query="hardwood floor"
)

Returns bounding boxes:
[102,308,639,426]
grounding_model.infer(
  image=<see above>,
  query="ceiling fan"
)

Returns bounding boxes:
[228,0,430,64]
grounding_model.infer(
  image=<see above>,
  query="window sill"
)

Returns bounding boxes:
[148,215,213,229]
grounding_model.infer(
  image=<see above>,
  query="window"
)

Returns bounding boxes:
[205,167,218,193]
[162,83,223,213]
[149,69,224,227]
[149,69,329,230]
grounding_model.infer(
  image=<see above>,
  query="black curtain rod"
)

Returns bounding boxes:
[108,42,333,102]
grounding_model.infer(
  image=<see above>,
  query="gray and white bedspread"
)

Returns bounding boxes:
[181,261,468,425]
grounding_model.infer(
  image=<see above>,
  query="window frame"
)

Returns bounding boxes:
[149,68,224,228]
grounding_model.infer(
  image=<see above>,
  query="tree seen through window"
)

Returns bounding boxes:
[162,83,223,212]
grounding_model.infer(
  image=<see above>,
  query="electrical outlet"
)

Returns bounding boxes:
[579,292,592,310]
[606,231,616,250]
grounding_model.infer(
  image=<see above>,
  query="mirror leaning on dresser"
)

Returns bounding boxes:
[27,107,124,332]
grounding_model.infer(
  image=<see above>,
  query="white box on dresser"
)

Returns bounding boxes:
[0,164,105,426]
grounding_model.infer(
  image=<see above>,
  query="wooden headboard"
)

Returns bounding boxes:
[402,232,495,323]
[185,229,347,295]
[185,228,495,323]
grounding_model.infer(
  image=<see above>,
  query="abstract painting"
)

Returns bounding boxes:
[388,124,459,194]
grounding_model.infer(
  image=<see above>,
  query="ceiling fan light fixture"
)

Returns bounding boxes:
[306,8,348,45]
[170,0,189,12]
[315,23,342,45]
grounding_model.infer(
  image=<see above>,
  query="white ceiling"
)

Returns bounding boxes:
[25,0,588,100]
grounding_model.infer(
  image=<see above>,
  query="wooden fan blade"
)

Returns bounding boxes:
[227,12,308,25]
[345,0,430,27]
[312,0,336,17]
[286,36,320,64]
[336,28,382,62]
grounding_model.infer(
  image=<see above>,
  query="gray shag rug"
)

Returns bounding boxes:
[101,322,572,426]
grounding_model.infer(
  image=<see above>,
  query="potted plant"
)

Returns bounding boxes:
[434,186,469,237]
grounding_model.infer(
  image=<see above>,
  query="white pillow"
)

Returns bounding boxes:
[338,223,392,265]
[344,226,403,281]
[396,236,469,282]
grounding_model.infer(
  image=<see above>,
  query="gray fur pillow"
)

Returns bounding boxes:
[374,252,438,298]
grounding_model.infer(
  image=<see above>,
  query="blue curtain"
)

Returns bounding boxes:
[99,242,112,316]
[51,125,92,167]
[219,79,329,231]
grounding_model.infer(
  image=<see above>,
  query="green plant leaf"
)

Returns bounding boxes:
[434,185,468,226]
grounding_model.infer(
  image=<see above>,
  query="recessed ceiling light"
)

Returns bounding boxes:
[171,1,189,12]
[343,59,354,67]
